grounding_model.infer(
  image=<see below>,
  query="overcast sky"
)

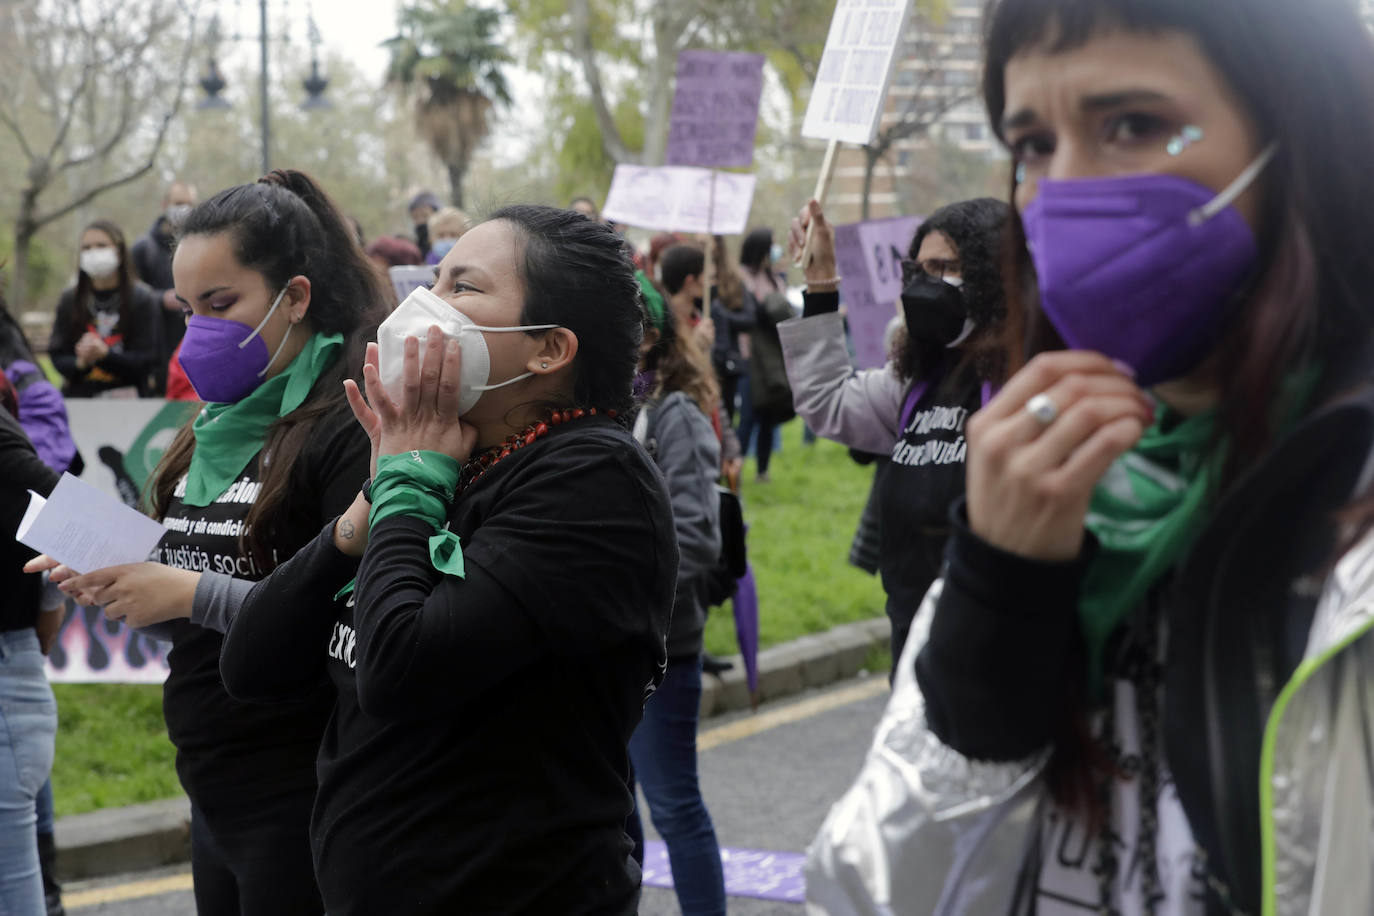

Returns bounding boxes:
[209,0,538,164]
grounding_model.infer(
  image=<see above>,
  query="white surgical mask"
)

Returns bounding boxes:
[377,285,558,415]
[79,247,120,280]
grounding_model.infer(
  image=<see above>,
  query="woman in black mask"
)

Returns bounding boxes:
[780,197,1009,670]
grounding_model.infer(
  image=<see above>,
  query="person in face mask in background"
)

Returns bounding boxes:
[781,198,1010,672]
[31,170,384,916]
[407,190,441,260]
[132,180,198,394]
[807,0,1374,912]
[48,220,159,398]
[216,205,676,915]
[422,207,468,266]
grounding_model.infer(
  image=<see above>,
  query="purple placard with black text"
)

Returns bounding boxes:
[665,51,766,168]
[835,216,922,369]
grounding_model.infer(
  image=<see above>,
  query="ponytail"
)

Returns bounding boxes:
[151,170,386,568]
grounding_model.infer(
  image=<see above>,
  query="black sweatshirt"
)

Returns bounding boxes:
[914,499,1094,761]
[48,284,160,396]
[0,410,60,632]
[220,417,678,915]
[158,409,369,818]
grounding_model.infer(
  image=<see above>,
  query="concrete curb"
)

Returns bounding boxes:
[54,617,890,882]
[698,617,890,718]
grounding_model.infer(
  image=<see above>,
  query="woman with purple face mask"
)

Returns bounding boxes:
[806,1,1374,914]
[31,170,385,916]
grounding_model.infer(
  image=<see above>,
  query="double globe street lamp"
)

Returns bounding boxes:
[196,1,331,175]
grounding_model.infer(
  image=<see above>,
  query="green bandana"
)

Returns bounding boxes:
[335,449,463,600]
[1079,408,1218,692]
[183,332,344,508]
[637,270,666,332]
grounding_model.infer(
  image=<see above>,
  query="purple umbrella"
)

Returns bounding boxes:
[732,563,760,709]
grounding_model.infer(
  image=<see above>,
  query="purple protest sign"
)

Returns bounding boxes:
[834,216,921,370]
[665,51,766,168]
[641,841,807,903]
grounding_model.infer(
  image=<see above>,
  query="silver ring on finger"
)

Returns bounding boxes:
[1025,392,1060,427]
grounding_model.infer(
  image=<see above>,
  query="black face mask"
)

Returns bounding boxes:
[901,274,969,346]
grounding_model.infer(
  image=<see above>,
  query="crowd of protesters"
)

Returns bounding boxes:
[3,0,1374,913]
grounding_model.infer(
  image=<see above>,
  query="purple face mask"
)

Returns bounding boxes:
[179,286,294,403]
[1021,146,1275,386]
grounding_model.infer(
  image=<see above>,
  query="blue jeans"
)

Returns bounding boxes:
[35,780,53,836]
[627,656,726,916]
[0,629,57,916]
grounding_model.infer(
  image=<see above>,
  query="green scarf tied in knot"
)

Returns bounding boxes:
[1079,408,1218,692]
[335,449,464,600]
[184,331,344,508]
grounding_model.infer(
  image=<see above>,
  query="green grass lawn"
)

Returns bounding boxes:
[702,420,887,656]
[51,419,886,816]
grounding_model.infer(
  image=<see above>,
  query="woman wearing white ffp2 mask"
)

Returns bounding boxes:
[219,206,677,914]
[48,219,160,397]
[376,284,558,416]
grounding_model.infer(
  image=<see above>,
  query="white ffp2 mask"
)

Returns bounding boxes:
[377,285,558,415]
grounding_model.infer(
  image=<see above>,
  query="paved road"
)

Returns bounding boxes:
[63,674,889,915]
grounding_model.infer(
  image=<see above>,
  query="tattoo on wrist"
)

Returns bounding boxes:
[339,518,356,539]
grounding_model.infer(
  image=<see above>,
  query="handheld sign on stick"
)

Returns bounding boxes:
[799,0,915,266]
[664,49,767,288]
[602,165,758,236]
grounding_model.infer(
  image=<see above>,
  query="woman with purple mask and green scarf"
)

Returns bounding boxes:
[32,170,385,916]
[806,1,1374,913]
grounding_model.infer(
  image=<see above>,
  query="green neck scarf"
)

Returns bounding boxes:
[1080,408,1218,692]
[1079,369,1321,692]
[183,331,344,508]
[637,270,666,332]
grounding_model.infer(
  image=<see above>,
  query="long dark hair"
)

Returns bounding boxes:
[150,170,388,568]
[739,228,774,274]
[985,0,1374,479]
[70,220,137,342]
[891,197,1009,385]
[488,204,643,420]
[643,296,720,417]
[982,0,1374,816]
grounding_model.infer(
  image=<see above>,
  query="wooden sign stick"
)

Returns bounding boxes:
[798,138,840,269]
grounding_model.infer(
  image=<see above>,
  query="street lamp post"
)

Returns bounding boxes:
[196,1,330,173]
[259,0,271,175]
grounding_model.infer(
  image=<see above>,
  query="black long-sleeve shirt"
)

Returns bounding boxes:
[914,499,1093,761]
[157,408,369,817]
[0,410,60,632]
[221,417,678,915]
[48,284,159,396]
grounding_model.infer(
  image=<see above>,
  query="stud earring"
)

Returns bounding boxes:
[1166,125,1204,156]
[540,361,549,369]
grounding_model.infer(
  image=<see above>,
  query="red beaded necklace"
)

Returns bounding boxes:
[459,406,616,491]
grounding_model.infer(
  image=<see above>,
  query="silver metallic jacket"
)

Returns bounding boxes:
[805,533,1374,916]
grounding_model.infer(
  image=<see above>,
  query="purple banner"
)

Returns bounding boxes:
[641,841,806,903]
[834,216,921,370]
[665,51,766,168]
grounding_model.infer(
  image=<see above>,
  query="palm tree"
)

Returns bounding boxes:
[384,2,513,208]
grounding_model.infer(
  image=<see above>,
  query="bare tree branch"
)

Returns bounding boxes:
[21,1,201,239]
[0,106,37,164]
[569,0,636,163]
